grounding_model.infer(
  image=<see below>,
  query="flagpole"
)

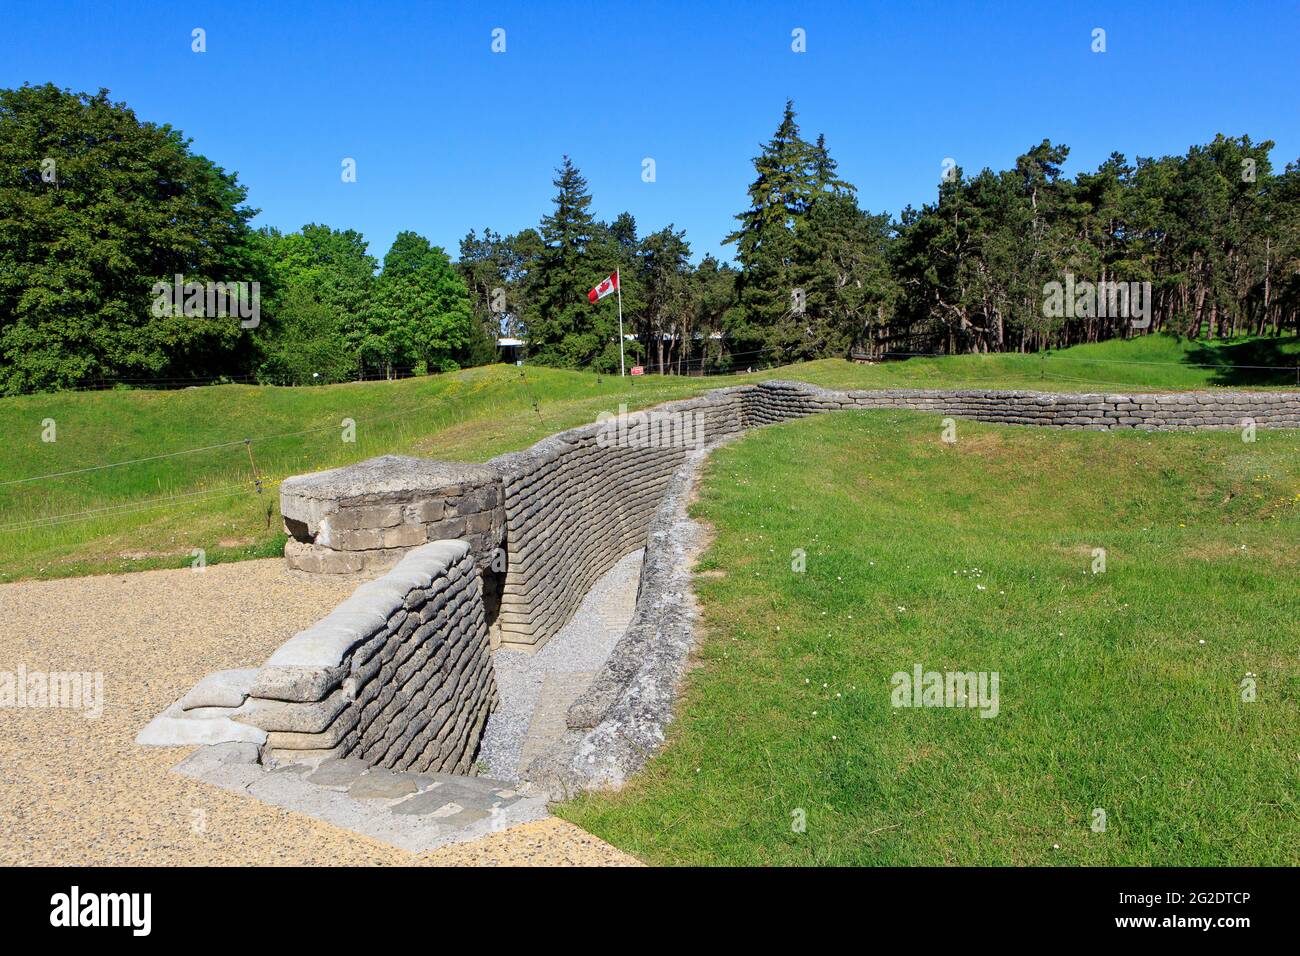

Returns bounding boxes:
[616,266,625,377]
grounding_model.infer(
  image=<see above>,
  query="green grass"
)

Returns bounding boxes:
[805,333,1300,392]
[1,333,1295,582]
[557,410,1300,865]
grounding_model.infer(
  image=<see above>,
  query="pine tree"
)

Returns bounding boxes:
[639,226,692,371]
[724,100,822,366]
[725,100,817,259]
[524,156,611,368]
[793,194,896,360]
[725,101,874,365]
[811,133,855,197]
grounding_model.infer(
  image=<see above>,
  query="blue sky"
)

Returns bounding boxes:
[3,1,1298,264]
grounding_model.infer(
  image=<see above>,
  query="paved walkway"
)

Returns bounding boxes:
[0,560,637,866]
[480,549,642,780]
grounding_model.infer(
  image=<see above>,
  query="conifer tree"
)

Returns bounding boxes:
[811,133,855,196]
[524,156,617,368]
[726,100,871,365]
[724,100,820,363]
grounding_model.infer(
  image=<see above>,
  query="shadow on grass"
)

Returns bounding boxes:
[1183,335,1300,387]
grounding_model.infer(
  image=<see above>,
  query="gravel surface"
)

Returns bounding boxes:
[480,549,643,780]
[0,559,637,866]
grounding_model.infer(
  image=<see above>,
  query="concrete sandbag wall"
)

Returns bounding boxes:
[524,379,1300,794]
[243,540,496,774]
[487,387,749,650]
[747,380,1300,430]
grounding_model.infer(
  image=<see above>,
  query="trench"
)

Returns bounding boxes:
[149,379,1300,828]
[479,548,643,781]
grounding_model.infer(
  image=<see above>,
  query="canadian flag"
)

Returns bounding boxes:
[587,270,619,303]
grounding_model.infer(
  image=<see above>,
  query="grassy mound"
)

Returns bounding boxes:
[0,364,729,580]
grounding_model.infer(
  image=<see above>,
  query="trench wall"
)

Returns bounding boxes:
[242,540,496,773]
[746,381,1300,430]
[491,385,1294,655]
[491,380,1299,652]
[486,387,750,649]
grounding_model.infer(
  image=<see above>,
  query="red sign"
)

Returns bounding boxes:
[630,366,644,376]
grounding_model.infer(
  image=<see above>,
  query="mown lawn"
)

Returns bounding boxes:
[799,333,1300,392]
[558,410,1300,865]
[1,334,1295,582]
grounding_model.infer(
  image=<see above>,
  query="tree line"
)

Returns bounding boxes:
[0,84,477,394]
[2,84,1297,395]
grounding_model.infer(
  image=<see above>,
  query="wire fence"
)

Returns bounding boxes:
[623,341,1300,380]
[1,373,553,533]
[0,484,255,533]
[865,348,1300,376]
[52,366,432,393]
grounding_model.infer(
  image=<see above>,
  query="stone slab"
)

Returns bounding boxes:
[173,747,548,854]
[518,672,596,771]
[135,699,268,747]
[282,455,499,504]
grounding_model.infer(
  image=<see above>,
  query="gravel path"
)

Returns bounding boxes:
[0,559,637,866]
[480,549,643,780]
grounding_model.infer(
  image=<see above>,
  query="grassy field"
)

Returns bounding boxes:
[558,410,1300,865]
[1,334,1296,582]
[808,333,1300,392]
[0,364,739,581]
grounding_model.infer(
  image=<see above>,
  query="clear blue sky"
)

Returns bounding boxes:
[3,1,1297,264]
